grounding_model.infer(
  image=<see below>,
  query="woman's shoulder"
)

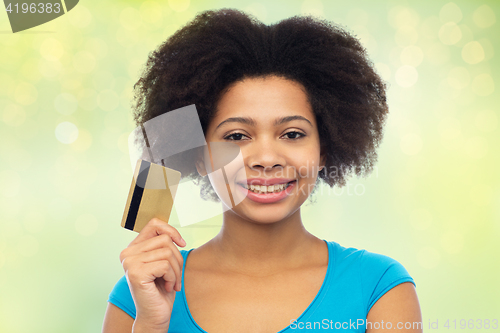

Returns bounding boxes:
[324,240,415,313]
[326,240,410,270]
[325,240,415,289]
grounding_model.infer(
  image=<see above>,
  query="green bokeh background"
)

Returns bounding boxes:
[0,0,498,332]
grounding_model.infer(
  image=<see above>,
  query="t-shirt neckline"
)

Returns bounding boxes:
[180,239,333,333]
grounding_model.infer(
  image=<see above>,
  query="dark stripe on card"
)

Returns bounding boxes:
[141,124,155,163]
[124,160,151,230]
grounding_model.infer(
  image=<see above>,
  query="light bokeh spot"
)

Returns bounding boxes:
[55,121,79,144]
[462,41,485,64]
[40,38,65,61]
[477,38,494,61]
[38,59,62,78]
[244,3,268,22]
[168,0,190,12]
[73,51,96,74]
[395,65,418,87]
[85,38,108,59]
[456,24,473,47]
[388,6,420,28]
[439,2,462,24]
[68,4,92,28]
[395,26,418,47]
[400,45,424,67]
[141,1,164,23]
[439,22,462,45]
[120,7,142,31]
[472,5,496,28]
[425,42,450,65]
[71,129,93,152]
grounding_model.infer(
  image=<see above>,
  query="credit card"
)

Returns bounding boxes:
[121,159,181,232]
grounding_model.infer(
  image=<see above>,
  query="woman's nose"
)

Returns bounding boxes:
[245,138,286,171]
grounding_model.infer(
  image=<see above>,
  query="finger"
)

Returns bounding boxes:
[121,234,184,267]
[129,218,186,248]
[127,260,177,289]
[138,247,182,291]
[141,235,184,269]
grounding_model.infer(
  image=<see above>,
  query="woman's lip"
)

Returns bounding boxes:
[236,180,297,204]
[238,180,296,186]
[238,178,296,186]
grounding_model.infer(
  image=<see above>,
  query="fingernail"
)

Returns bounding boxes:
[180,237,186,246]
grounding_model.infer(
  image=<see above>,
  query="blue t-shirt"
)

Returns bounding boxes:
[108,240,415,332]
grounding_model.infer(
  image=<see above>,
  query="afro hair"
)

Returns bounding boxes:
[131,8,389,203]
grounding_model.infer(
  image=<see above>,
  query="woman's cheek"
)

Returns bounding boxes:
[292,154,322,179]
[207,170,233,206]
[205,142,246,208]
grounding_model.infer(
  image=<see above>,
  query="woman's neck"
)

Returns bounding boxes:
[205,208,322,276]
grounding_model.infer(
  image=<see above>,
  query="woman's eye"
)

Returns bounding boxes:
[224,131,305,141]
[224,132,247,141]
[285,131,305,140]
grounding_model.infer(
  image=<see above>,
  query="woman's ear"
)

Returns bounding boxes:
[319,146,327,172]
[195,153,207,177]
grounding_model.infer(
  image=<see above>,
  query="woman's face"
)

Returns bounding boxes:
[197,75,325,224]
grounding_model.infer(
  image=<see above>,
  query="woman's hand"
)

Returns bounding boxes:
[119,218,186,332]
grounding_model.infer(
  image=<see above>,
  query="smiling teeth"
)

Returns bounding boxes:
[242,183,290,194]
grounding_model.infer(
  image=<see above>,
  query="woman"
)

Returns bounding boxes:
[102,8,422,333]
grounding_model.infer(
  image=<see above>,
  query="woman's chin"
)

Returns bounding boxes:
[226,204,298,225]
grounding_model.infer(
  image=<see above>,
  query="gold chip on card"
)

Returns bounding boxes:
[121,159,181,233]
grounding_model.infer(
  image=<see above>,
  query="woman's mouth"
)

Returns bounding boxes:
[240,181,296,194]
[236,180,297,204]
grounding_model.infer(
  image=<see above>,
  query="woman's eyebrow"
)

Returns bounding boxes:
[215,115,312,130]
